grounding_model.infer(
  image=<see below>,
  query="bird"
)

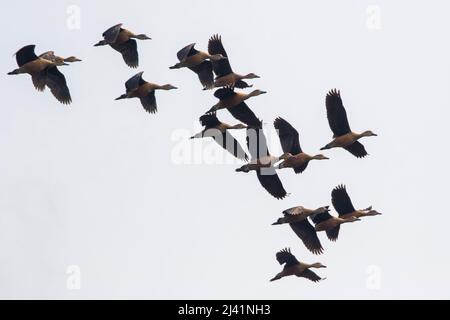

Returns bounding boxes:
[274,117,329,173]
[208,34,260,89]
[39,51,82,66]
[332,185,382,219]
[115,71,177,114]
[321,89,377,158]
[236,127,288,199]
[190,113,249,161]
[270,248,326,282]
[170,43,227,90]
[94,23,151,68]
[8,45,72,105]
[206,87,265,128]
[309,207,360,242]
[272,206,329,255]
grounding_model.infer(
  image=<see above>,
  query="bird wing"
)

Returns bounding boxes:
[214,87,236,100]
[111,40,139,68]
[228,102,261,128]
[125,71,145,92]
[273,117,302,154]
[332,185,356,216]
[310,211,333,225]
[103,23,123,43]
[199,113,221,128]
[45,67,71,105]
[208,34,232,77]
[39,51,57,62]
[276,248,299,267]
[15,45,38,67]
[299,269,323,282]
[32,73,46,92]
[246,127,269,161]
[139,91,157,114]
[344,141,368,158]
[234,80,252,89]
[293,162,309,174]
[290,219,324,255]
[177,43,198,61]
[189,61,214,89]
[214,131,249,161]
[326,226,340,242]
[326,89,351,137]
[256,168,287,200]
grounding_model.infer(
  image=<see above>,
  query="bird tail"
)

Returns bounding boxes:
[115,94,127,100]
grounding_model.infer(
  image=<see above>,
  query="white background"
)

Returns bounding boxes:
[0,0,448,299]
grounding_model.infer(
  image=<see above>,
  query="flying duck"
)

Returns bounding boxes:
[332,185,382,219]
[310,207,360,242]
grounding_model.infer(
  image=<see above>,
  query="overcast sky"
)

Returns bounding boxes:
[1,0,449,299]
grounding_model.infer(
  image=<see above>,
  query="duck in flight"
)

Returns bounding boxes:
[8,45,72,105]
[274,117,329,173]
[321,89,377,158]
[94,23,151,68]
[236,127,288,199]
[208,34,260,89]
[170,43,227,90]
[272,206,330,255]
[332,185,382,219]
[270,248,326,282]
[309,206,360,242]
[206,87,265,128]
[115,71,177,114]
[190,113,249,161]
[39,51,82,66]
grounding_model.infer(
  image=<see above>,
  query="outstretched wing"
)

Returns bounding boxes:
[276,248,299,267]
[15,45,38,67]
[299,269,324,282]
[45,67,71,105]
[344,141,368,158]
[214,131,248,161]
[214,87,236,100]
[290,219,324,255]
[189,61,214,89]
[326,226,340,242]
[274,117,302,155]
[256,168,287,200]
[111,40,139,68]
[326,89,351,137]
[332,185,356,216]
[310,211,333,225]
[177,43,198,61]
[140,91,157,114]
[125,71,145,92]
[208,34,232,77]
[228,102,261,128]
[103,24,123,43]
[199,113,221,128]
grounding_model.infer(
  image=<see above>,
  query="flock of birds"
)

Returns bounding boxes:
[7,24,382,284]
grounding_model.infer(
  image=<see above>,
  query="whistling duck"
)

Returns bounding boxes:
[170,43,227,89]
[332,185,382,219]
[94,24,151,68]
[39,51,82,66]
[190,113,249,161]
[205,87,266,128]
[236,127,288,199]
[272,206,329,255]
[208,34,259,89]
[274,117,329,173]
[7,45,72,105]
[310,208,360,242]
[270,248,326,282]
[115,71,177,114]
[321,89,377,158]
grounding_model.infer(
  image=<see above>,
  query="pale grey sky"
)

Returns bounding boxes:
[0,0,449,299]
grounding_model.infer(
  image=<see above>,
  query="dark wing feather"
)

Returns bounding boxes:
[228,102,261,128]
[256,168,287,200]
[16,45,38,67]
[125,72,144,92]
[111,40,139,68]
[140,91,157,114]
[214,87,236,100]
[276,248,299,267]
[32,73,46,91]
[103,24,122,43]
[199,113,221,128]
[215,131,248,161]
[189,61,214,89]
[177,43,197,61]
[246,127,269,161]
[326,226,340,242]
[293,162,309,174]
[326,89,351,136]
[332,185,356,216]
[45,67,71,105]
[273,117,302,154]
[208,34,232,77]
[290,220,324,255]
[234,80,252,89]
[344,141,368,158]
[299,269,323,282]
[310,211,332,225]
